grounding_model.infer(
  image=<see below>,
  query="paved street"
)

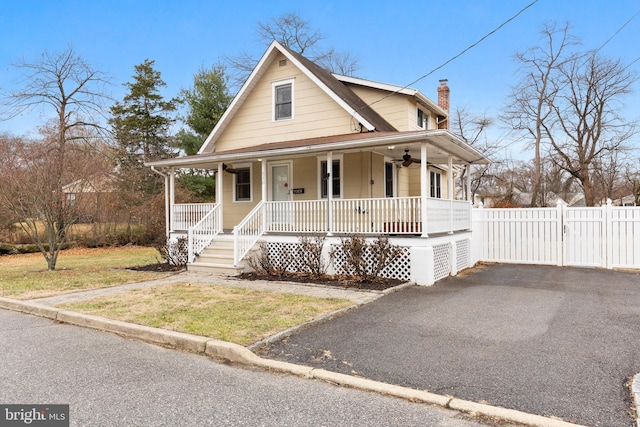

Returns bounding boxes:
[258,264,640,427]
[0,309,512,427]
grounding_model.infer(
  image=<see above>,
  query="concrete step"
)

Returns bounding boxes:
[188,261,244,276]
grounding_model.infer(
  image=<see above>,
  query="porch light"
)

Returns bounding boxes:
[387,146,395,150]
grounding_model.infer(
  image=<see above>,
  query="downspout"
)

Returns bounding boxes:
[150,166,170,238]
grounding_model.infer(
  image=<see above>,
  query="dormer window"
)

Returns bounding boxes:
[417,108,427,129]
[273,79,294,121]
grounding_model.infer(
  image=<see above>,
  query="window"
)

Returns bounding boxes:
[273,80,293,121]
[385,162,394,197]
[320,160,341,198]
[234,167,252,202]
[417,108,427,129]
[430,170,441,198]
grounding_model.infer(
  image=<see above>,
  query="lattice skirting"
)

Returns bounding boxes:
[331,245,411,281]
[433,243,452,281]
[456,239,470,271]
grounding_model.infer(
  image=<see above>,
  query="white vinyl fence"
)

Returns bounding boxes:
[473,201,640,269]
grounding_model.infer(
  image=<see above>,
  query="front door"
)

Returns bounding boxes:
[269,163,291,226]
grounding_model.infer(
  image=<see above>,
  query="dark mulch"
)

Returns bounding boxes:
[129,263,185,272]
[238,271,406,291]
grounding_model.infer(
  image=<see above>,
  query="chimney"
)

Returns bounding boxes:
[437,79,450,130]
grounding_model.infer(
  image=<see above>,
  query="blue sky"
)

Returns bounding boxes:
[1,0,639,158]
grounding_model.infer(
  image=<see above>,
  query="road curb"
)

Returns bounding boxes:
[0,297,585,427]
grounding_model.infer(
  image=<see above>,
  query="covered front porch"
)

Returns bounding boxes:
[149,130,490,283]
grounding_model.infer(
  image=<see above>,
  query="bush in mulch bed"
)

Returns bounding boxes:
[238,271,406,291]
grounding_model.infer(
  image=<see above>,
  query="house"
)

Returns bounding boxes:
[62,172,120,223]
[146,40,490,285]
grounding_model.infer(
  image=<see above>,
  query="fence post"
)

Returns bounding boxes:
[557,200,564,267]
[605,199,612,269]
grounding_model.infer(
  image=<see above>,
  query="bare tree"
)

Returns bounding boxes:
[544,53,638,206]
[502,22,577,207]
[0,47,111,269]
[225,12,359,89]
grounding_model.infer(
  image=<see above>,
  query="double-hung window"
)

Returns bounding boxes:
[234,166,252,202]
[417,108,427,129]
[430,170,442,198]
[320,159,341,198]
[273,80,293,121]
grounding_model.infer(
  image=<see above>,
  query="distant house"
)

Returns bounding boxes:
[62,173,118,223]
[146,40,490,284]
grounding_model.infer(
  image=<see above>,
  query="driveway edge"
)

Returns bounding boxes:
[0,297,585,427]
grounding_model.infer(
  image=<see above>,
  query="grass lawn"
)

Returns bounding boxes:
[0,247,171,299]
[59,283,353,345]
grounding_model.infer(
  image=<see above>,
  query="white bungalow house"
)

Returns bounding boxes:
[146,40,490,285]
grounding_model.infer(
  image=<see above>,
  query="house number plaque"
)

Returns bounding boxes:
[292,188,304,194]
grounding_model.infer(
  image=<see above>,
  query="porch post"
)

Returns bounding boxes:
[217,162,224,233]
[327,151,333,236]
[420,142,428,238]
[448,155,454,234]
[261,160,267,202]
[466,163,472,202]
[168,168,175,233]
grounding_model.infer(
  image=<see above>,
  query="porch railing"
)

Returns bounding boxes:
[172,203,217,231]
[263,197,469,235]
[187,204,221,263]
[233,200,266,266]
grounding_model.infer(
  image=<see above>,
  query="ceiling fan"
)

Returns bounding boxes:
[398,149,420,167]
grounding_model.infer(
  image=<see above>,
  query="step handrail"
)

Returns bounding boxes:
[233,200,266,266]
[188,203,222,263]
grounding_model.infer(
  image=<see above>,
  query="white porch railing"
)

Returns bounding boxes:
[264,197,470,235]
[233,201,267,266]
[187,204,221,263]
[172,203,217,230]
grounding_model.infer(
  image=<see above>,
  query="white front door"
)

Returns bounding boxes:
[269,163,291,226]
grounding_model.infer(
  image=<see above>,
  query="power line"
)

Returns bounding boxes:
[593,9,640,55]
[365,0,539,110]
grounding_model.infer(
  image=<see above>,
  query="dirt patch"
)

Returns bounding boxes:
[238,271,406,291]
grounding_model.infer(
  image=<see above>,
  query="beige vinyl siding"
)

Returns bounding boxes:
[215,54,360,152]
[291,157,317,200]
[397,167,410,197]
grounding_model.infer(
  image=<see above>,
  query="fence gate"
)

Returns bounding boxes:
[475,202,640,270]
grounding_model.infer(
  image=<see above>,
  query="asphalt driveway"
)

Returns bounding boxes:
[256,264,640,427]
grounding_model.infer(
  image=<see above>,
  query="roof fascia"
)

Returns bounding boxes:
[198,41,283,154]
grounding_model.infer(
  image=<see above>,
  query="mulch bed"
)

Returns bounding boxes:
[237,271,406,291]
[130,263,407,291]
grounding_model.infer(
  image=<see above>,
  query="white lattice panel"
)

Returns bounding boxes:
[456,239,470,271]
[433,243,451,281]
[331,245,411,281]
[266,242,307,272]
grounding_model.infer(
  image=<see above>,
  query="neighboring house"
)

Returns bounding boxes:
[146,41,490,285]
[62,172,119,223]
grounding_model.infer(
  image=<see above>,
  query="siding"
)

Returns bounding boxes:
[215,53,360,152]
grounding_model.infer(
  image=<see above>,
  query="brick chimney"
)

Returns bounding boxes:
[437,79,450,129]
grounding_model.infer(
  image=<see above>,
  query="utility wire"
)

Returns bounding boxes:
[364,0,539,110]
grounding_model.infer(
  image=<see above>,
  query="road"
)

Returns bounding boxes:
[0,309,511,427]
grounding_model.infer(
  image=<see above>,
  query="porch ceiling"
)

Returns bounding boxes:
[145,130,490,170]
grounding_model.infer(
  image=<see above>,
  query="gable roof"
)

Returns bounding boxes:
[198,40,396,154]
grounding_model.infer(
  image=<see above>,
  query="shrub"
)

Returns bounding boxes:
[157,237,188,267]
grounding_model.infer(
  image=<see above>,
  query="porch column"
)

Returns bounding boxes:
[169,168,175,232]
[466,163,472,202]
[448,156,453,200]
[327,151,333,236]
[261,159,267,201]
[420,142,428,238]
[217,162,224,233]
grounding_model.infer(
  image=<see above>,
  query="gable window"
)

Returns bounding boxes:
[320,159,341,198]
[234,166,252,202]
[430,170,441,198]
[417,108,427,129]
[273,79,293,121]
[385,161,395,197]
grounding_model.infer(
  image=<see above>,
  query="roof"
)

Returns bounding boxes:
[147,129,490,170]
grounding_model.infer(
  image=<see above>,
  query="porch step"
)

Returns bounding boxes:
[188,236,245,276]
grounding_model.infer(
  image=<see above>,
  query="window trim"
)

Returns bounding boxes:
[272,79,294,122]
[384,158,396,198]
[233,163,253,202]
[417,108,428,129]
[430,169,442,199]
[317,155,343,199]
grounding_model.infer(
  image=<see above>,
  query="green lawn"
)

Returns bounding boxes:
[0,247,171,299]
[59,283,352,345]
